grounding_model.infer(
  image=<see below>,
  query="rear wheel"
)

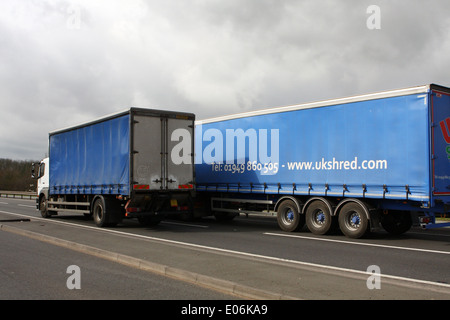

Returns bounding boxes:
[277,200,304,232]
[92,198,107,227]
[92,197,121,228]
[306,200,334,235]
[338,202,369,238]
[381,211,412,235]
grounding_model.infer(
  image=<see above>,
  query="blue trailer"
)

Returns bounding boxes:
[194,84,450,238]
[33,108,195,227]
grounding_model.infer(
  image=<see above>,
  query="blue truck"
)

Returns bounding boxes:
[32,108,195,227]
[194,84,450,238]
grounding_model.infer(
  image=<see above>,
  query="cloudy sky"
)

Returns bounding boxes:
[1,0,449,160]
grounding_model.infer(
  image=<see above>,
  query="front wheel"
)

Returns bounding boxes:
[277,200,304,232]
[39,196,51,218]
[338,202,369,239]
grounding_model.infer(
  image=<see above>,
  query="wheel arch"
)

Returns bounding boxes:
[274,196,302,214]
[303,197,335,215]
[335,198,371,220]
[39,187,49,201]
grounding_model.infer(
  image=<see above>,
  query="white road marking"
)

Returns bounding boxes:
[1,209,450,290]
[18,204,36,208]
[162,221,209,228]
[264,232,450,255]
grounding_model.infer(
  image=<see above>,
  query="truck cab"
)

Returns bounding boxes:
[31,157,49,215]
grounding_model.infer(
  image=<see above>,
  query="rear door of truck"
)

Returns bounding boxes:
[431,87,450,202]
[132,109,194,191]
[167,116,195,190]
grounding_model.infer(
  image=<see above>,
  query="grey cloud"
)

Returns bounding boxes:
[0,0,449,160]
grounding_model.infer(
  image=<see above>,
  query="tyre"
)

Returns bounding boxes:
[39,196,51,218]
[92,198,107,227]
[277,200,304,232]
[306,200,333,235]
[338,201,369,239]
[93,197,122,227]
[381,211,412,235]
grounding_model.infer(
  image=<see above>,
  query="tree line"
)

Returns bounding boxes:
[0,158,37,191]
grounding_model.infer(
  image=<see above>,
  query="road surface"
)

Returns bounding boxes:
[1,197,449,300]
